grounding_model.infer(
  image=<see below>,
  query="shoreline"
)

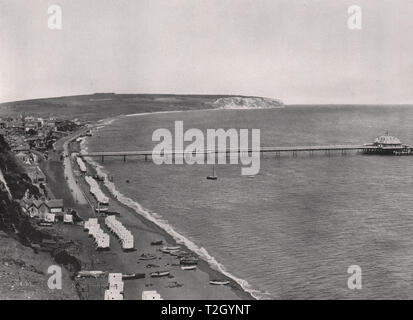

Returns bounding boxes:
[63,112,257,300]
[85,161,254,300]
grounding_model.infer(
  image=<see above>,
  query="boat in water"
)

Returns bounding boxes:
[207,164,218,180]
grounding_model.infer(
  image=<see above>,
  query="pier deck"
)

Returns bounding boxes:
[78,144,412,162]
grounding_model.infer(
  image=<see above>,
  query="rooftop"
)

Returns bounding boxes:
[374,133,402,146]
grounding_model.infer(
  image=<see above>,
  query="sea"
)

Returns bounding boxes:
[84,105,413,299]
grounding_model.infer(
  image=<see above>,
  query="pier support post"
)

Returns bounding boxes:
[123,155,126,162]
[145,154,148,162]
[101,155,104,163]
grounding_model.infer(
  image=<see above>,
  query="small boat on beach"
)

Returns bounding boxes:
[77,270,106,278]
[122,273,145,280]
[181,265,197,271]
[37,221,53,227]
[139,253,157,261]
[169,250,188,257]
[160,246,180,253]
[167,249,181,255]
[150,271,170,278]
[209,280,230,286]
[180,257,199,265]
[150,240,164,246]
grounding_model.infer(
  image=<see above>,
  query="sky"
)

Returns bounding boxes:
[1,0,413,104]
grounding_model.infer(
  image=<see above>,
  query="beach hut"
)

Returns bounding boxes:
[88,225,98,236]
[108,273,124,292]
[84,218,98,231]
[108,273,123,284]
[76,157,87,174]
[105,216,134,250]
[63,214,73,224]
[104,289,123,300]
[121,236,134,250]
[44,213,55,223]
[85,218,110,249]
[108,282,124,293]
[142,290,162,300]
[96,235,110,250]
[85,176,109,212]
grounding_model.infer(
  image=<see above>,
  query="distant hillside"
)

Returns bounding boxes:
[213,96,283,110]
[0,93,283,121]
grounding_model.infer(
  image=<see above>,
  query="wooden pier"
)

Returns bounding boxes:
[78,144,413,162]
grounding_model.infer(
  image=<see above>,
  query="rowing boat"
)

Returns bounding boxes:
[139,254,157,260]
[160,246,180,253]
[122,273,145,280]
[181,265,197,271]
[209,280,230,285]
[150,271,170,278]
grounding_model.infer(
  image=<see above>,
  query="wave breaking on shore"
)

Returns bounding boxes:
[81,113,271,300]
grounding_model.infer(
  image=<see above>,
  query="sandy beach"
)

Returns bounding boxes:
[39,125,253,300]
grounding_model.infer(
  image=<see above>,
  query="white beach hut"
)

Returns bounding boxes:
[44,213,55,223]
[142,290,162,300]
[108,273,124,292]
[76,157,87,174]
[104,289,123,300]
[108,273,123,284]
[63,214,73,224]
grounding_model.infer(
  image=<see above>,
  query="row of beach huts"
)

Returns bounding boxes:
[84,218,110,250]
[84,175,109,212]
[105,215,134,250]
[84,216,135,251]
[74,150,163,300]
[75,155,109,212]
